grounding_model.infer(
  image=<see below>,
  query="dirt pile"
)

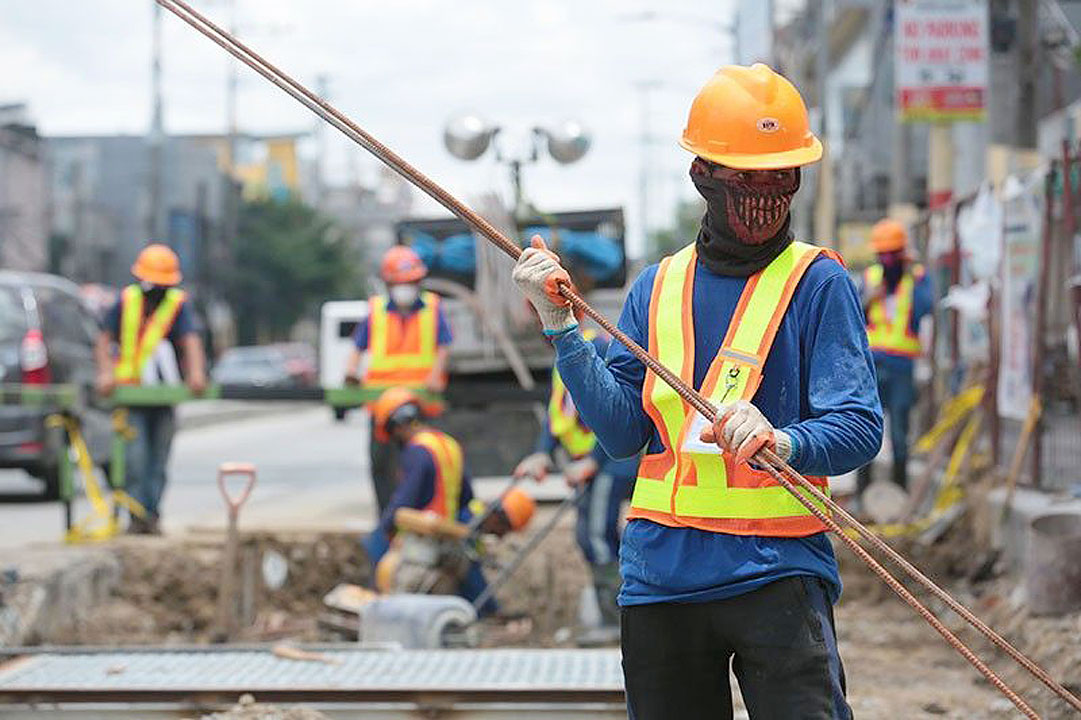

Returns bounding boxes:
[46,532,369,645]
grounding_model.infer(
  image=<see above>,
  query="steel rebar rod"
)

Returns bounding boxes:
[155,2,1072,715]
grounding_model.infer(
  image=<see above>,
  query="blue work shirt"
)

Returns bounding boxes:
[103,292,195,341]
[861,266,934,375]
[352,294,453,350]
[553,252,883,606]
[537,332,639,483]
[377,437,476,539]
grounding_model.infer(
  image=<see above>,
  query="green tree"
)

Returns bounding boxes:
[227,198,365,344]
[648,197,704,262]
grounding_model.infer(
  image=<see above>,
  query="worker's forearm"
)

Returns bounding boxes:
[433,347,449,376]
[552,331,652,459]
[183,334,206,380]
[344,348,363,377]
[94,333,114,376]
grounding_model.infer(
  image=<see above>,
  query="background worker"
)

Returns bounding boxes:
[514,327,636,642]
[343,246,452,518]
[95,244,207,535]
[363,387,533,614]
[513,64,882,718]
[857,219,933,497]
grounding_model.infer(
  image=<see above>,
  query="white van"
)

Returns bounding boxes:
[319,300,369,412]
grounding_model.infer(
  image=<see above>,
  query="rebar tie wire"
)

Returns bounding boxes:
[157,1,1080,715]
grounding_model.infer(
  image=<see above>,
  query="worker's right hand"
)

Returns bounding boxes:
[343,373,360,387]
[513,452,552,483]
[512,236,578,334]
[96,372,115,398]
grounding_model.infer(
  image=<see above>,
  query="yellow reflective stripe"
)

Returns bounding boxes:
[675,483,830,519]
[726,243,804,355]
[115,286,143,381]
[413,430,463,518]
[866,265,920,353]
[548,368,596,457]
[367,292,439,372]
[115,286,185,382]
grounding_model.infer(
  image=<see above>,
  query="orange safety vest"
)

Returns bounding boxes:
[364,291,442,387]
[409,429,464,520]
[114,284,187,384]
[865,264,923,358]
[628,241,838,537]
[548,329,599,459]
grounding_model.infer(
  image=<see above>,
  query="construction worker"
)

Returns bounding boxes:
[857,219,933,495]
[513,64,882,718]
[363,387,533,613]
[95,244,207,535]
[343,246,452,518]
[513,327,636,643]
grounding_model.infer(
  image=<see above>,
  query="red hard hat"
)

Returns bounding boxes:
[381,246,427,284]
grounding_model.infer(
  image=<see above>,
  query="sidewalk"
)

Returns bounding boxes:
[176,400,313,430]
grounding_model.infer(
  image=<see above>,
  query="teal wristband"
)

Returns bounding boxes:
[543,323,579,337]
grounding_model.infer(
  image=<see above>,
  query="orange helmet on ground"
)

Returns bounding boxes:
[371,386,423,442]
[500,487,535,531]
[680,63,822,170]
[870,219,908,253]
[131,244,182,286]
[381,246,427,284]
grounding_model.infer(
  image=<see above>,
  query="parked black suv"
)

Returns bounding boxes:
[0,272,112,497]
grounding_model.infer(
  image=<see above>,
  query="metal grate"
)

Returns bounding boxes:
[0,647,622,698]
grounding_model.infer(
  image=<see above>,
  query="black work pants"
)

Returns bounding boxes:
[368,414,399,520]
[621,577,851,720]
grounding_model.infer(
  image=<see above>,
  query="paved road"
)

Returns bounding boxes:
[0,406,377,548]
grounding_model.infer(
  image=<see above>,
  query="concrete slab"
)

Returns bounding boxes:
[986,486,1081,571]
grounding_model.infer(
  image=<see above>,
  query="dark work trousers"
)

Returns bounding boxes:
[621,577,851,720]
[857,359,916,493]
[125,406,176,520]
[368,414,400,520]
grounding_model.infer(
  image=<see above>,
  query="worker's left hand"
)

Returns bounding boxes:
[699,401,792,465]
[187,372,207,396]
[564,456,599,487]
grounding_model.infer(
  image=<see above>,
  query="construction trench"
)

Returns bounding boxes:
[2,3,1081,719]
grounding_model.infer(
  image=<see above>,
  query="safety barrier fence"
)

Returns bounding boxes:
[907,141,1081,492]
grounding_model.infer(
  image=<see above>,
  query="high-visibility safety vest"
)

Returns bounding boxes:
[364,291,441,387]
[548,329,599,459]
[409,429,464,520]
[628,241,839,537]
[114,284,187,384]
[864,264,923,358]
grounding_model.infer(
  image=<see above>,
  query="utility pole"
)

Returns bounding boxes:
[314,74,329,209]
[1015,0,1038,149]
[636,80,661,258]
[812,0,836,246]
[223,0,239,258]
[148,0,164,240]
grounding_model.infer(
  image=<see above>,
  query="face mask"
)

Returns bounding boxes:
[389,284,420,308]
[689,159,800,276]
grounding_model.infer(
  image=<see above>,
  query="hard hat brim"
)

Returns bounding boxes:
[131,263,182,286]
[679,135,823,170]
[871,237,907,253]
[384,266,426,284]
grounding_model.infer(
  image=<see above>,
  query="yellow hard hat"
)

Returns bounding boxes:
[870,219,908,253]
[680,63,822,170]
[131,244,182,286]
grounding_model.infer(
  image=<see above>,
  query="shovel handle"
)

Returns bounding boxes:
[218,462,257,514]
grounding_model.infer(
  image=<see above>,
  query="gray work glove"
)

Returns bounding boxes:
[512,236,578,334]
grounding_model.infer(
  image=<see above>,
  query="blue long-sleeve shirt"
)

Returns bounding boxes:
[553,252,883,606]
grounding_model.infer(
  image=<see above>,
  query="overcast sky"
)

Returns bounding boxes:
[0,0,805,255]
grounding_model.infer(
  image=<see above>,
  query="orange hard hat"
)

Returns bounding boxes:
[131,244,182,286]
[680,63,822,170]
[870,219,908,253]
[371,386,423,442]
[500,487,535,532]
[381,246,427,284]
